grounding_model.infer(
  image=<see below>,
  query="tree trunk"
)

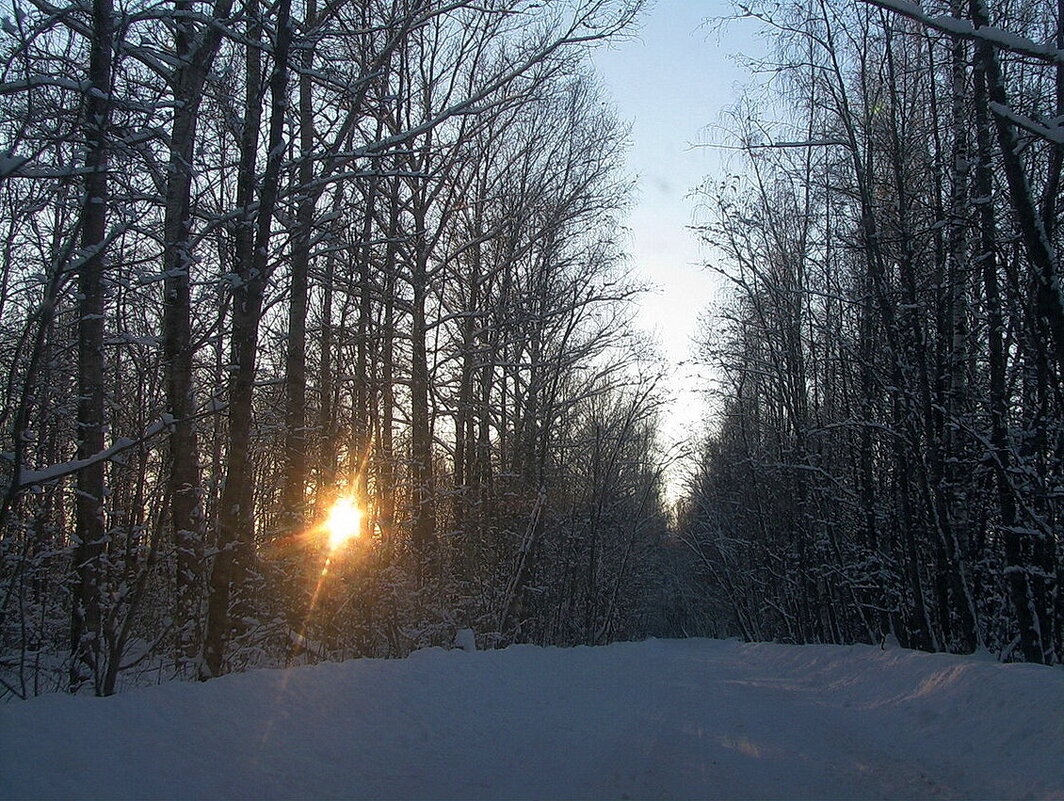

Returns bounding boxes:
[281,0,317,528]
[163,0,233,668]
[971,28,1048,664]
[202,0,293,678]
[70,0,114,695]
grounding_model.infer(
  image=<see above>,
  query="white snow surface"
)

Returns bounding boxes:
[2,638,1062,800]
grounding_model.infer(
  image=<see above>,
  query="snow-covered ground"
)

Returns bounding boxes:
[3,638,1062,800]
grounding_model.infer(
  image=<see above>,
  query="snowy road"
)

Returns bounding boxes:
[2,638,1062,800]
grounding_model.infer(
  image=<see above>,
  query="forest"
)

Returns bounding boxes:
[683,0,1064,667]
[0,0,1061,701]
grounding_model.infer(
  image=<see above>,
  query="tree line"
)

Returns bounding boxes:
[0,0,692,698]
[682,0,1063,665]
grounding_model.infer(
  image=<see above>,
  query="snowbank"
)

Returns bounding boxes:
[2,638,1062,800]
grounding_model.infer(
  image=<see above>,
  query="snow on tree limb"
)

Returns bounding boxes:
[988,102,1064,145]
[13,408,229,489]
[15,421,167,489]
[862,0,1064,66]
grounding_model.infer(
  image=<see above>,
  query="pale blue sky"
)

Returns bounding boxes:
[590,1,764,494]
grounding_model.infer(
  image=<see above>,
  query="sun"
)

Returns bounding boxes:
[323,496,362,550]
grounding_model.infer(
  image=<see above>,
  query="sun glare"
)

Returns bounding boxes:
[324,496,362,550]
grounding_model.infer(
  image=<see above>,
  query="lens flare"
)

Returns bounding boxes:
[324,496,362,550]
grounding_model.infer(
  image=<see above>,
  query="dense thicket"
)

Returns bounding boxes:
[0,0,686,698]
[682,0,1063,664]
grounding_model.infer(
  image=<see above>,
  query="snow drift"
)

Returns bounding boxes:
[2,638,1062,800]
